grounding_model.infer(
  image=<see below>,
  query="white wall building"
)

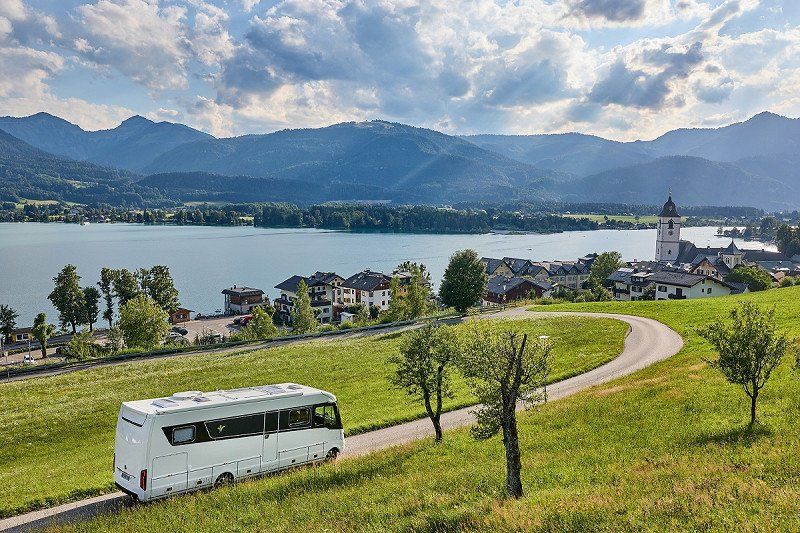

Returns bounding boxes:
[656,195,682,263]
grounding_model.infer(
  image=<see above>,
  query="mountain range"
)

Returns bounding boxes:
[1,111,799,210]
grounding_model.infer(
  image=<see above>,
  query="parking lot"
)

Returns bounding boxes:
[177,315,242,340]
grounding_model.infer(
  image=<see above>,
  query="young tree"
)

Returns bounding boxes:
[66,329,95,361]
[31,313,56,358]
[240,305,278,340]
[0,304,18,342]
[98,267,117,328]
[113,268,141,307]
[106,325,125,354]
[118,294,170,350]
[725,265,773,292]
[82,286,101,332]
[48,264,85,334]
[439,249,488,313]
[390,324,459,442]
[459,322,552,498]
[291,280,317,334]
[139,265,181,313]
[699,303,792,425]
[588,251,624,288]
[399,264,432,320]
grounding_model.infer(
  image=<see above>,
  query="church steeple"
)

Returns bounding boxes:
[656,192,682,263]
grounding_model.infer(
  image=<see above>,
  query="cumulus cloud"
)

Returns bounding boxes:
[1,0,800,142]
[588,41,704,109]
[72,0,191,90]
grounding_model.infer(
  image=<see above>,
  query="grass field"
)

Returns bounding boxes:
[51,287,800,532]
[562,213,659,224]
[0,316,625,518]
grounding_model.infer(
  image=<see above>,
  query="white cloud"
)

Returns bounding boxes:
[73,0,191,90]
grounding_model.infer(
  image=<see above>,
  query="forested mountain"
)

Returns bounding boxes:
[138,172,390,204]
[562,156,798,210]
[641,112,800,161]
[463,133,655,176]
[143,121,561,203]
[1,111,800,210]
[0,113,212,171]
[0,130,170,206]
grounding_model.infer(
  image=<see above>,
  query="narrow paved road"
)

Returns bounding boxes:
[1,310,683,532]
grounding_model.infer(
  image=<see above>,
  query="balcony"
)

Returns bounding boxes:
[667,293,686,300]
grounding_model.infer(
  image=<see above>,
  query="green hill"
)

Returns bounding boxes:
[44,287,800,531]
[0,130,170,207]
[0,316,624,519]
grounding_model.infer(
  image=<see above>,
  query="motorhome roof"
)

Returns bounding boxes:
[123,383,333,415]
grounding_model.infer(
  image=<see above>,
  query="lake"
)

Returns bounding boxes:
[0,223,776,325]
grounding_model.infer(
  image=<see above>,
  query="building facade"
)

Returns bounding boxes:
[655,195,682,263]
[221,286,267,315]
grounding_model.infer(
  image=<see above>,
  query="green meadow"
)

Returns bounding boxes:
[49,287,800,532]
[0,316,624,518]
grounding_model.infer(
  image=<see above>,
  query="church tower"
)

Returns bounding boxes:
[656,193,681,263]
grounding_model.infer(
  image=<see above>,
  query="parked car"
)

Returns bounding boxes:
[22,354,35,365]
[165,333,190,347]
[233,314,252,326]
[171,326,189,335]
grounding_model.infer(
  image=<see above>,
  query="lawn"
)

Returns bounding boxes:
[51,287,800,532]
[0,316,625,518]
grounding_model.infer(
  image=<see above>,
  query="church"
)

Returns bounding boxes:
[607,194,797,301]
[654,194,791,274]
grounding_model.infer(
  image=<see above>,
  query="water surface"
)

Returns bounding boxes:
[0,223,775,324]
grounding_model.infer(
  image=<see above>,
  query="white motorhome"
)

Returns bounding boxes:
[114,383,344,502]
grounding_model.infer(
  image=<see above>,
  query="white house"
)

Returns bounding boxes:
[221,286,267,315]
[340,270,393,311]
[274,272,344,325]
[648,271,733,300]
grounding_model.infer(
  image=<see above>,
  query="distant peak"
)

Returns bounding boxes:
[747,111,786,122]
[28,112,70,123]
[120,115,154,126]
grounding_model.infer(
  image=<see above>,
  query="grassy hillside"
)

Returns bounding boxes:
[0,316,625,518]
[51,288,800,532]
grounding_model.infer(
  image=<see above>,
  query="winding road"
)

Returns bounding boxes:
[0,310,683,532]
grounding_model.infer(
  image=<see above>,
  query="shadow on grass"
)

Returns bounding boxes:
[692,423,773,447]
[262,451,413,502]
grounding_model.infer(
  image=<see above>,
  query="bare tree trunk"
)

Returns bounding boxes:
[432,414,443,442]
[422,390,443,443]
[750,391,758,425]
[40,344,47,358]
[502,407,523,498]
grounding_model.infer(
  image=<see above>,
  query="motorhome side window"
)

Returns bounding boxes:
[313,404,341,429]
[280,407,311,430]
[265,411,279,433]
[205,413,264,440]
[172,426,195,444]
[289,408,311,427]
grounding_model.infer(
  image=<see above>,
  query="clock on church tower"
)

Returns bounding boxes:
[656,194,681,263]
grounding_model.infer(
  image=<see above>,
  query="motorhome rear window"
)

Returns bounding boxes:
[172,426,195,444]
[205,413,264,440]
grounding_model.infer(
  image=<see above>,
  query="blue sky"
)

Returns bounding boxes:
[1,0,798,140]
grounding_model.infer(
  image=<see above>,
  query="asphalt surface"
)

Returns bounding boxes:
[0,309,683,532]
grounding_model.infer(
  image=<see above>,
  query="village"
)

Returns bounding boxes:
[3,195,798,368]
